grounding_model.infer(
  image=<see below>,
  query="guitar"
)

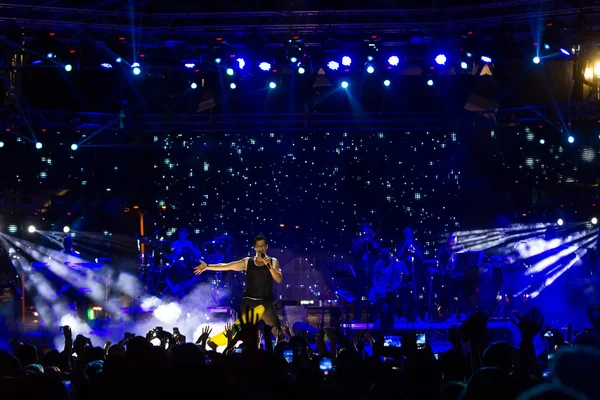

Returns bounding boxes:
[368,282,411,304]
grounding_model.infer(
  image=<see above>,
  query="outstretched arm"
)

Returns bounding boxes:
[194,259,246,275]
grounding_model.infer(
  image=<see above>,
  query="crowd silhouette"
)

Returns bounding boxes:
[1,305,600,400]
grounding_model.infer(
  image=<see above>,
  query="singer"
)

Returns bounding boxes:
[194,235,283,331]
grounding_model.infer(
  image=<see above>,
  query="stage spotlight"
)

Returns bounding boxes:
[481,56,492,63]
[290,56,298,63]
[560,48,570,56]
[327,61,340,71]
[427,79,434,86]
[568,135,575,143]
[557,218,564,226]
[366,65,375,74]
[132,67,141,75]
[544,44,550,50]
[115,57,122,63]
[64,64,73,72]
[383,79,391,87]
[215,58,222,64]
[101,63,113,69]
[190,82,198,89]
[0,141,4,148]
[435,54,447,65]
[269,81,277,89]
[35,142,43,149]
[184,63,195,69]
[226,68,234,76]
[460,62,468,69]
[341,81,349,89]
[298,67,306,74]
[388,56,399,66]
[230,83,237,89]
[539,139,545,144]
[46,52,54,59]
[71,144,78,151]
[28,225,36,233]
[592,217,598,225]
[533,56,541,64]
[342,56,352,67]
[63,226,71,233]
[236,58,245,69]
[258,62,271,71]
[466,52,473,58]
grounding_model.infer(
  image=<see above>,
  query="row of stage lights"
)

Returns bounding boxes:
[26,225,70,233]
[556,218,598,226]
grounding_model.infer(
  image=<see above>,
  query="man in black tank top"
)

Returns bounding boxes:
[194,235,283,332]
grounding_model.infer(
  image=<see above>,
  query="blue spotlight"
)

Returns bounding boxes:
[237,58,245,69]
[435,54,447,65]
[342,56,352,67]
[366,65,375,74]
[269,81,277,89]
[544,44,550,50]
[388,56,400,66]
[258,62,271,71]
[230,83,237,89]
[190,82,198,89]
[568,135,575,143]
[101,63,113,69]
[460,62,468,69]
[327,61,340,71]
[290,56,298,63]
[560,48,570,56]
[341,81,349,89]
[557,218,564,226]
[35,142,43,149]
[132,67,141,75]
[46,52,54,59]
[115,57,122,63]
[367,56,374,62]
[427,79,434,86]
[298,67,306,74]
[533,56,541,64]
[226,68,234,76]
[383,79,391,87]
[481,56,492,63]
[466,52,473,58]
[539,138,545,145]
[215,58,222,64]
[64,64,72,72]
[71,144,78,151]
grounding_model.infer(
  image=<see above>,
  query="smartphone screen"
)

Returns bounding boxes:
[416,333,426,348]
[383,336,402,347]
[283,349,293,363]
[234,347,242,354]
[319,357,333,376]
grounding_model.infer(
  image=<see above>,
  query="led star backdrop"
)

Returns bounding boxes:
[155,130,463,259]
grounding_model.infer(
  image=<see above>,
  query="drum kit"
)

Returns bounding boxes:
[136,234,235,298]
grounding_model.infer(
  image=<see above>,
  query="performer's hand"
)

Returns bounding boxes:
[194,261,208,275]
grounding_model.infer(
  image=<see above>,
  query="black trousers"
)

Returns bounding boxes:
[239,298,281,330]
[374,292,396,332]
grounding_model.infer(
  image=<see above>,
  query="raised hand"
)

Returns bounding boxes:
[282,320,292,339]
[238,307,260,352]
[513,307,544,340]
[63,325,72,341]
[224,323,234,343]
[194,261,208,275]
[197,325,212,347]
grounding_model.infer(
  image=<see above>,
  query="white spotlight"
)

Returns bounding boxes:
[190,82,198,89]
[592,217,598,225]
[71,144,78,151]
[63,226,71,233]
[226,68,234,76]
[568,135,575,143]
[366,65,375,74]
[383,79,391,87]
[341,81,349,89]
[427,79,434,86]
[132,67,141,75]
[64,64,72,72]
[230,83,237,89]
[533,56,541,64]
[35,142,43,149]
[539,139,545,145]
[298,67,306,74]
[269,81,277,89]
[28,225,36,233]
[557,218,564,226]
[115,57,122,63]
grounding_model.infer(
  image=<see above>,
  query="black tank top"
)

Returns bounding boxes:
[243,257,274,301]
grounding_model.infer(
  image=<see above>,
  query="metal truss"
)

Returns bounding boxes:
[0,0,599,42]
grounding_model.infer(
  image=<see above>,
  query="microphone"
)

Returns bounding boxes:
[260,252,272,269]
